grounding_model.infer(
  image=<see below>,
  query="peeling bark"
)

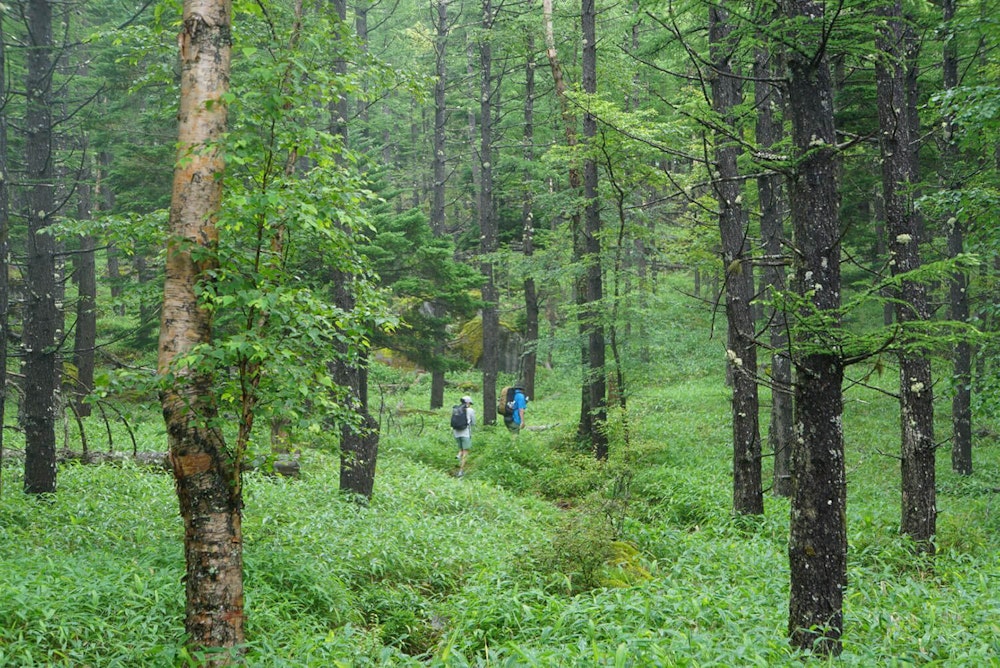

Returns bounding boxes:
[158,0,243,658]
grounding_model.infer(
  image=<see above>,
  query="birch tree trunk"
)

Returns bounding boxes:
[158,0,243,657]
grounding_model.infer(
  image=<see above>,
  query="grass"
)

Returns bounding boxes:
[1,273,999,666]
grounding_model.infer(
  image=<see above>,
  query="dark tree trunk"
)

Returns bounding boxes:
[0,16,9,469]
[582,0,607,459]
[542,0,588,434]
[98,151,125,316]
[875,0,936,551]
[336,337,379,499]
[431,0,448,237]
[73,155,97,418]
[783,0,846,655]
[479,0,499,425]
[754,46,792,498]
[710,5,761,513]
[159,0,243,657]
[943,0,972,475]
[521,21,538,401]
[23,0,59,495]
[331,0,378,498]
[428,0,450,412]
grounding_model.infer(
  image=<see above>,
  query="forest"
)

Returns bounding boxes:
[1,0,999,664]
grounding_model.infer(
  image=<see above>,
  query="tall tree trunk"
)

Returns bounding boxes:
[0,15,9,480]
[336,279,379,500]
[158,0,243,657]
[23,0,59,495]
[97,149,125,316]
[543,0,590,439]
[754,45,792,498]
[431,0,448,238]
[582,0,607,458]
[429,0,450,410]
[73,154,97,419]
[875,1,935,551]
[521,20,538,401]
[329,0,379,498]
[943,0,972,475]
[479,0,499,425]
[783,0,846,655]
[710,3,762,513]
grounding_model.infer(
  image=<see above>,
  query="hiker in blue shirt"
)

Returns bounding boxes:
[505,387,527,433]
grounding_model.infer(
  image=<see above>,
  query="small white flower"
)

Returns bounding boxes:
[896,234,912,244]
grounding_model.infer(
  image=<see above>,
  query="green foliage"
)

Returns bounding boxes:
[363,206,483,371]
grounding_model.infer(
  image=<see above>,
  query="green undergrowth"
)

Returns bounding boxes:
[2,280,999,665]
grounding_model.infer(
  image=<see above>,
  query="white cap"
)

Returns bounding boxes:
[461,395,473,405]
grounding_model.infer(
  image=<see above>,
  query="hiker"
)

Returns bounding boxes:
[451,395,475,476]
[503,386,527,433]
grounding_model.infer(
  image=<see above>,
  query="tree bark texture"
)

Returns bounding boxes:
[479,0,499,425]
[158,0,244,657]
[942,0,972,475]
[710,4,762,513]
[0,16,10,467]
[542,0,590,438]
[582,0,608,459]
[23,0,59,495]
[783,0,846,655]
[429,0,450,412]
[98,150,126,316]
[875,0,936,550]
[754,45,792,498]
[333,275,380,499]
[431,0,448,237]
[73,159,97,419]
[521,22,538,401]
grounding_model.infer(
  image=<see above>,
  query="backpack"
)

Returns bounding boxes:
[450,404,470,430]
[497,386,519,417]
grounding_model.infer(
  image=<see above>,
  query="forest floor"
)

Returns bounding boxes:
[1,286,998,666]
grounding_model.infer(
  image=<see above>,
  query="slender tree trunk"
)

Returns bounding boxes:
[431,0,449,238]
[875,0,936,551]
[942,0,972,475]
[96,149,125,316]
[329,0,379,497]
[582,0,607,458]
[784,0,846,655]
[73,153,97,418]
[543,0,590,439]
[23,0,59,495]
[710,3,761,512]
[335,282,379,499]
[479,0,499,425]
[754,45,792,498]
[158,0,243,657]
[521,21,538,401]
[429,0,450,410]
[0,15,9,481]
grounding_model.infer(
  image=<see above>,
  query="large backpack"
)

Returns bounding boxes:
[450,404,470,430]
[497,386,519,417]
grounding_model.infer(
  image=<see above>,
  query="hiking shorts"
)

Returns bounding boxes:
[455,435,471,450]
